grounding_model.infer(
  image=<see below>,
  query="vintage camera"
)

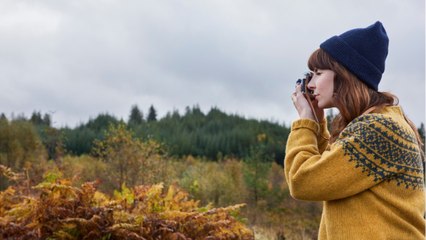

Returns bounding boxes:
[296,72,319,122]
[296,72,314,97]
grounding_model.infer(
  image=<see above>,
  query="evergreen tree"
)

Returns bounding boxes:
[147,105,157,122]
[32,112,62,160]
[30,112,52,126]
[128,105,144,125]
[62,126,97,155]
[86,113,119,131]
[42,113,52,127]
[30,111,43,125]
[62,113,119,155]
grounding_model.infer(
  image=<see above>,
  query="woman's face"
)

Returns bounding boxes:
[307,69,335,109]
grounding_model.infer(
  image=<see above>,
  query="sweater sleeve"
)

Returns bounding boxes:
[284,115,423,201]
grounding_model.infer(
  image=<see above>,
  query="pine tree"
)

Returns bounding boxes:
[30,111,43,125]
[147,105,157,122]
[128,105,144,125]
[43,113,52,126]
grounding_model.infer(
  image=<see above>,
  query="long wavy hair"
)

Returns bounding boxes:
[307,49,424,155]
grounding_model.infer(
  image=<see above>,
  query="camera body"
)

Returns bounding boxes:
[295,72,318,122]
[297,72,314,96]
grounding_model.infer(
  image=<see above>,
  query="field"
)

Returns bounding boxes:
[0,115,322,239]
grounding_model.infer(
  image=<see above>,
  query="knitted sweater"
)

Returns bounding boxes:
[284,106,425,239]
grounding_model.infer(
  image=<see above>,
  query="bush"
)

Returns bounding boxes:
[0,166,254,239]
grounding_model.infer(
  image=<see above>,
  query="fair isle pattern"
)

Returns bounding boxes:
[337,114,424,190]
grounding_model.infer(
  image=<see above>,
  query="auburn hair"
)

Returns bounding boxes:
[307,49,424,156]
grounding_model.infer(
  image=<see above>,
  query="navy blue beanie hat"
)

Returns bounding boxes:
[320,21,389,91]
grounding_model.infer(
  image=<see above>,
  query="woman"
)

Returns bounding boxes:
[285,21,425,239]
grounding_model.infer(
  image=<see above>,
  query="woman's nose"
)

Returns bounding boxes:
[307,80,315,90]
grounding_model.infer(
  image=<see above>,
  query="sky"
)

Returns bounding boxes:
[0,0,424,128]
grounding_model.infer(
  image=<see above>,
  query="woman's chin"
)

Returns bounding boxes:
[317,100,334,109]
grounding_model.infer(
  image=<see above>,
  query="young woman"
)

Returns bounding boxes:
[285,21,425,239]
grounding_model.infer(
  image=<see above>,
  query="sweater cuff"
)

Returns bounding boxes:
[291,118,320,134]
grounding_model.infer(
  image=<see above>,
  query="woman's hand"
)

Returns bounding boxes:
[291,83,324,122]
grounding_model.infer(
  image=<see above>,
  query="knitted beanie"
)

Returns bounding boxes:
[320,21,389,91]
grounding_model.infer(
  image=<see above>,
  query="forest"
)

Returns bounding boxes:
[1,105,424,239]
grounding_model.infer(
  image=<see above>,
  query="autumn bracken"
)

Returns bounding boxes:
[0,166,254,240]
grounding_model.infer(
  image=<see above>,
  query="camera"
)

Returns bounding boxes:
[296,72,314,97]
[295,72,318,122]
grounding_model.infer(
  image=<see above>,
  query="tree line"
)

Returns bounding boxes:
[6,105,289,164]
[2,105,425,165]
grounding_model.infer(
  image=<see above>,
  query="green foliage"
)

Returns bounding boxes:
[92,123,169,190]
[0,119,47,168]
[42,167,63,183]
[62,127,97,155]
[179,157,248,207]
[113,183,134,206]
[128,105,144,126]
[0,166,254,239]
[28,111,65,160]
[30,111,51,127]
[174,156,321,239]
[243,134,272,225]
[59,155,109,191]
[0,118,47,190]
[147,105,157,122]
[62,113,120,155]
[133,106,289,162]
[37,126,64,161]
[59,106,290,162]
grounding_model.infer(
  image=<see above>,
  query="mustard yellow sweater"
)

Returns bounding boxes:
[284,106,425,239]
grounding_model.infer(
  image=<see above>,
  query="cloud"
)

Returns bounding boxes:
[0,0,424,127]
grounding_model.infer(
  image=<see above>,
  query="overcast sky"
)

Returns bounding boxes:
[0,0,424,128]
